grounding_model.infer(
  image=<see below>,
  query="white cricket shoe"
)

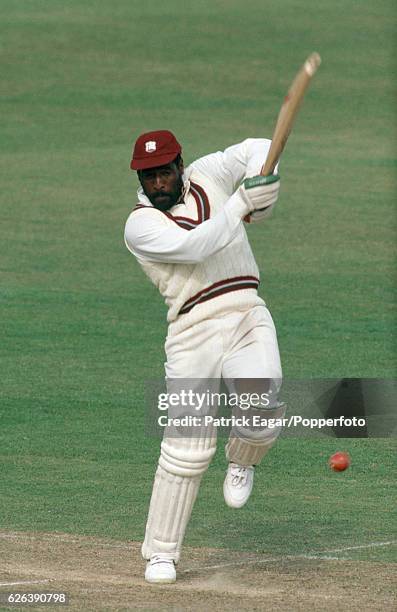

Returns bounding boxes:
[145,554,176,584]
[223,462,255,508]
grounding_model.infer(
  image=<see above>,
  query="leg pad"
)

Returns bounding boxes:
[226,403,286,466]
[142,434,217,563]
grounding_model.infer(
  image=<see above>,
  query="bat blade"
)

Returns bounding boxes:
[261,52,321,176]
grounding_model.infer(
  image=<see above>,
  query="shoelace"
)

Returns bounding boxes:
[150,554,174,566]
[230,465,250,487]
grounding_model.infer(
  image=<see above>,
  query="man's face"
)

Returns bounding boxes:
[138,159,184,211]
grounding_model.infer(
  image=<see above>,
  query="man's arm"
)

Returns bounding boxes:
[125,198,246,264]
[188,138,272,196]
[124,174,279,264]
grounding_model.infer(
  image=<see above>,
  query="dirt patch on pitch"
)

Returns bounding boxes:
[0,531,395,611]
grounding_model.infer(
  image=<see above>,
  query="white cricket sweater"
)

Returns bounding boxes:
[124,139,275,334]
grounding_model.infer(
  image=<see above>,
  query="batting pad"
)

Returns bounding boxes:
[225,402,286,466]
[142,434,217,563]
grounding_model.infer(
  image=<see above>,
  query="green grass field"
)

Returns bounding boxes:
[1,0,396,606]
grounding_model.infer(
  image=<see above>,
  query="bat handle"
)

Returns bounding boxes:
[261,147,280,175]
[261,158,277,176]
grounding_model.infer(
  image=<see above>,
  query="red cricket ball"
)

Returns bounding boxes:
[329,451,351,472]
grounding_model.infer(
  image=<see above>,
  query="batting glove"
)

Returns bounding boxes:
[238,174,280,214]
[245,205,274,224]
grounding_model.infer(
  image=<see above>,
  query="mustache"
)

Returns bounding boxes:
[153,191,171,198]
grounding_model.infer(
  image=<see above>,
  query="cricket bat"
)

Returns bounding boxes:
[261,52,321,176]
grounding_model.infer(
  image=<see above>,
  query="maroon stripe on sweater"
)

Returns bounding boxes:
[179,276,260,315]
[132,181,211,229]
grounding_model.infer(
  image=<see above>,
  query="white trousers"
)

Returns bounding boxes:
[165,304,282,381]
[142,304,283,563]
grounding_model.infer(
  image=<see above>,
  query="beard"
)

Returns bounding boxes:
[145,175,184,211]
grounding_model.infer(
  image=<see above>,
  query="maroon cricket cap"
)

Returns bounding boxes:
[130,130,182,170]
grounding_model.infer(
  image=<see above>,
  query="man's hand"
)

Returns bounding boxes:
[238,174,280,213]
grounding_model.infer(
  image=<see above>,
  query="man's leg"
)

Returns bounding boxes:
[142,430,217,581]
[142,320,222,582]
[221,305,284,505]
